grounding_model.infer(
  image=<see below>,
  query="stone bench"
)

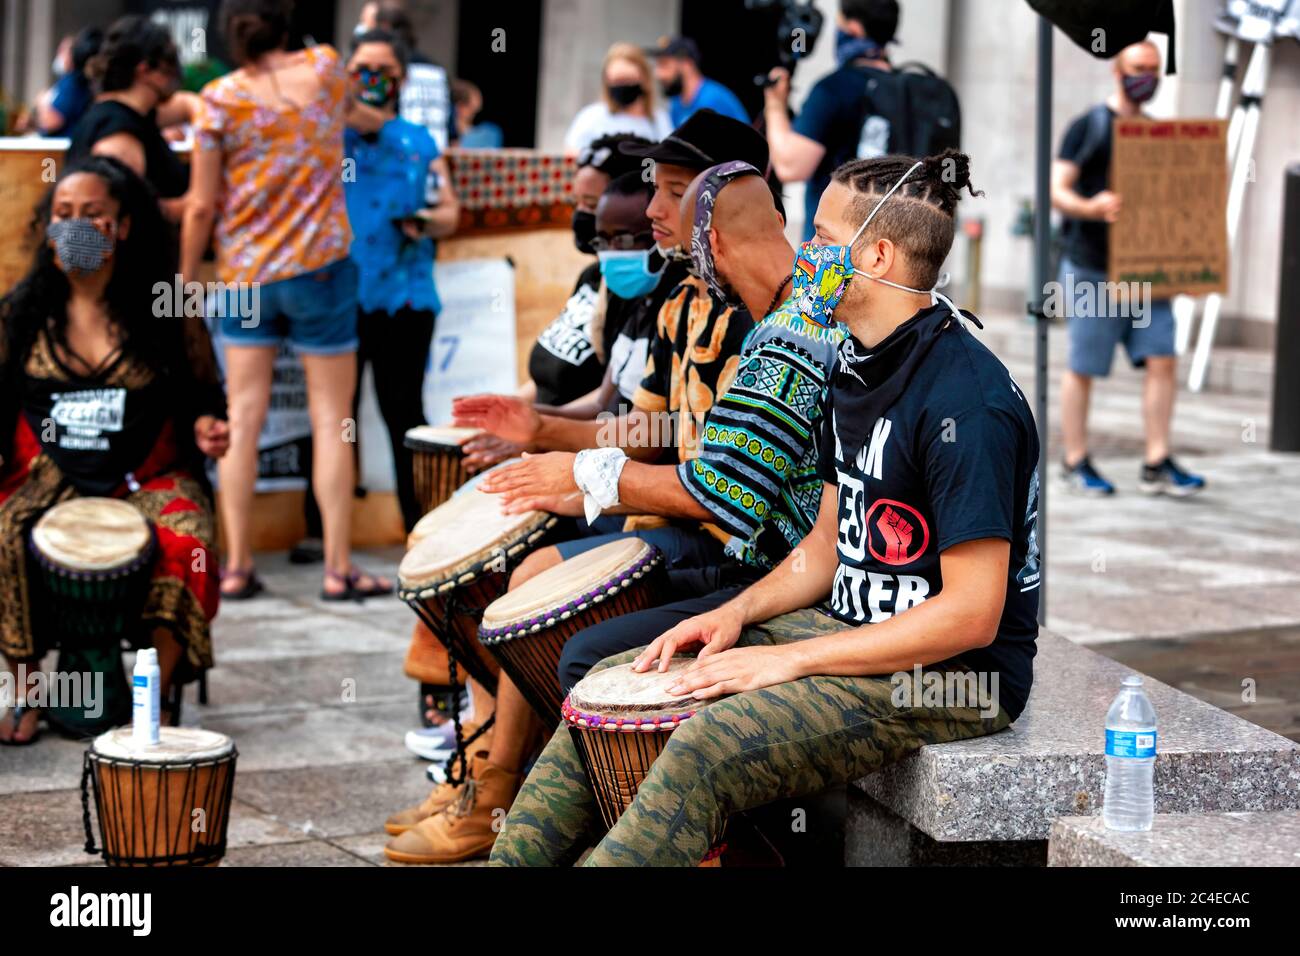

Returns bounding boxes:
[1048,810,1300,866]
[845,631,1300,865]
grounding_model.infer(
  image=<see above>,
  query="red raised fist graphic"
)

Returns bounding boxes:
[876,505,914,563]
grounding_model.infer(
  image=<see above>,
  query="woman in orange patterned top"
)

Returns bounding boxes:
[181,0,392,601]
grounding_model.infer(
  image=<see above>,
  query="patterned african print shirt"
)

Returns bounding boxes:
[632,273,752,464]
[677,297,844,570]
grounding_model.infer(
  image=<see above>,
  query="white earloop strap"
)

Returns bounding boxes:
[850,160,924,245]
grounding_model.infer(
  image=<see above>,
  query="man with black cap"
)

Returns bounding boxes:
[385,109,771,865]
[648,35,749,127]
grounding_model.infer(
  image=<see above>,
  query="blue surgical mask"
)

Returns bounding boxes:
[597,248,664,299]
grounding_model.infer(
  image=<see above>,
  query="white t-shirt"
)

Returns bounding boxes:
[563,101,671,154]
[401,60,450,152]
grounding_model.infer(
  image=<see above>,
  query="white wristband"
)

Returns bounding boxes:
[573,447,629,525]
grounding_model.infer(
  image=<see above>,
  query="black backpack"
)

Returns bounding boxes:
[884,62,962,157]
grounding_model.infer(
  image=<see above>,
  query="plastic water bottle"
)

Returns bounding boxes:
[1102,674,1157,831]
[132,648,161,747]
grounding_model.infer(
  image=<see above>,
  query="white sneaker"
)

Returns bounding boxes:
[404,722,458,762]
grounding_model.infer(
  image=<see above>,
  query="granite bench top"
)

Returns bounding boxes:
[1048,811,1300,866]
[854,631,1300,843]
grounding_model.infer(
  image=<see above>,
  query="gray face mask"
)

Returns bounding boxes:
[47,218,116,275]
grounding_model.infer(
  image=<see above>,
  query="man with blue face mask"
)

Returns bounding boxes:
[489,150,1043,868]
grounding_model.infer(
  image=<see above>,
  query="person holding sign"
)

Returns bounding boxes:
[1050,39,1205,499]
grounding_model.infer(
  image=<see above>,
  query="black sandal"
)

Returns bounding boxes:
[320,567,394,602]
[221,567,265,601]
[0,703,41,746]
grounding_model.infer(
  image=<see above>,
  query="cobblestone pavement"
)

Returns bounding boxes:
[3,314,1296,866]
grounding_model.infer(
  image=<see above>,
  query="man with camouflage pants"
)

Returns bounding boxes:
[489,609,1008,867]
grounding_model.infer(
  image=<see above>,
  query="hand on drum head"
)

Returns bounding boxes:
[452,394,542,446]
[461,433,525,472]
[664,644,804,700]
[634,603,746,674]
[479,452,578,501]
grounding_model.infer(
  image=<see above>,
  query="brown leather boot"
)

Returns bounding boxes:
[383,751,521,864]
[382,728,492,836]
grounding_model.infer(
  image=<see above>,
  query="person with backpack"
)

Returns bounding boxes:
[1050,39,1205,498]
[764,1,960,240]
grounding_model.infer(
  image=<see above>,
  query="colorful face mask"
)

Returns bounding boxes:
[792,159,960,327]
[689,160,760,308]
[355,67,398,107]
[47,218,116,275]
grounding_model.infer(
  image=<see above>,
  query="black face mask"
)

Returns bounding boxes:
[607,83,644,107]
[572,208,597,254]
[661,74,684,98]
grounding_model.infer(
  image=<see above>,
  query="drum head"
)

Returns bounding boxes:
[398,488,553,593]
[481,538,659,635]
[92,726,234,763]
[567,658,702,728]
[404,424,479,451]
[31,498,152,572]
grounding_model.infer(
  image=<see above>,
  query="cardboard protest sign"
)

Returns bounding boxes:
[1109,118,1229,299]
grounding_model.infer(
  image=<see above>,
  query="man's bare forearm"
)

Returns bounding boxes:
[782,592,996,680]
[616,462,711,520]
[534,410,663,461]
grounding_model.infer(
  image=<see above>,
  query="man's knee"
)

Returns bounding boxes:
[557,623,616,691]
[510,545,562,590]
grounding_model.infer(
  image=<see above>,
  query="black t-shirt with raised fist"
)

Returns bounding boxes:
[818,323,1041,720]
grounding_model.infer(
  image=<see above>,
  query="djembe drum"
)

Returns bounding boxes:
[404,425,479,515]
[28,497,156,646]
[479,538,665,725]
[564,658,725,865]
[29,498,157,735]
[398,489,556,777]
[82,727,237,867]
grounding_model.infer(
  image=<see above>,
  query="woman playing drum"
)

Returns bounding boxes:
[0,157,229,745]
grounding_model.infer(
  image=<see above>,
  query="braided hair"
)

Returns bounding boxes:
[831,148,983,288]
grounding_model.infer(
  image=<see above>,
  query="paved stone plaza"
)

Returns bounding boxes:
[2,315,1296,866]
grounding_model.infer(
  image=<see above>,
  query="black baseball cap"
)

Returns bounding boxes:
[646,35,701,64]
[618,109,769,174]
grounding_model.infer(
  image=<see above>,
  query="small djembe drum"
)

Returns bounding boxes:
[564,658,725,865]
[83,727,237,867]
[397,489,557,695]
[28,497,156,646]
[29,498,157,735]
[479,538,665,725]
[404,425,479,515]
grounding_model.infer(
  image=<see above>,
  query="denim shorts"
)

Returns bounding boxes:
[213,257,359,354]
[1060,257,1175,378]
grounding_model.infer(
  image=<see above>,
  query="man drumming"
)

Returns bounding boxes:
[383,110,768,864]
[490,150,1041,866]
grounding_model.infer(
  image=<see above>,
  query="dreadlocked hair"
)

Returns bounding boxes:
[831,148,983,289]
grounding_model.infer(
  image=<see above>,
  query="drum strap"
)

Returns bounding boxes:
[436,591,495,787]
[80,752,98,857]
